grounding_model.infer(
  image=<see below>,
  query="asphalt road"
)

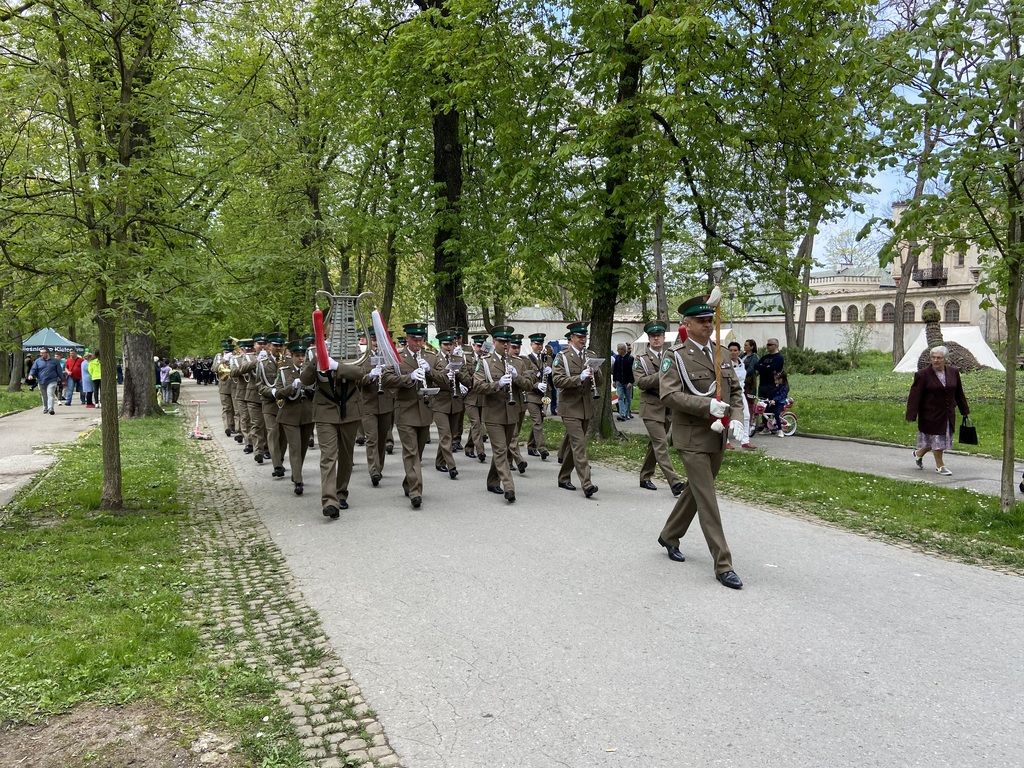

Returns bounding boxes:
[187,383,1024,768]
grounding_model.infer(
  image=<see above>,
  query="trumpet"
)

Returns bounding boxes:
[586,356,600,399]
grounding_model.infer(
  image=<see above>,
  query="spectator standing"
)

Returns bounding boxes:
[740,339,759,433]
[753,338,784,430]
[612,343,634,420]
[89,352,102,406]
[28,347,62,414]
[159,360,172,403]
[62,349,84,406]
[80,352,95,407]
[727,342,755,449]
[906,345,970,476]
[169,362,183,403]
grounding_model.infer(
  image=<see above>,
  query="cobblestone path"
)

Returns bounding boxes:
[179,403,404,768]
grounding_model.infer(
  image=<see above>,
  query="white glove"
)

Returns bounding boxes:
[291,378,302,391]
[498,373,512,387]
[418,358,430,371]
[369,366,382,380]
[326,356,339,371]
[543,366,552,376]
[730,419,746,445]
[411,367,426,383]
[223,353,232,363]
[509,365,518,379]
[459,384,469,395]
[537,382,547,393]
[447,369,455,381]
[580,367,592,381]
[709,398,728,418]
[257,350,268,361]
[710,418,726,434]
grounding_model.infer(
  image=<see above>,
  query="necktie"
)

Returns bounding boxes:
[703,346,713,363]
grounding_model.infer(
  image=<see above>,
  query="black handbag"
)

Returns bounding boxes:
[958,416,978,445]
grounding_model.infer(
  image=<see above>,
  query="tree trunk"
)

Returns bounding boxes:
[97,289,122,509]
[653,211,668,321]
[5,327,23,391]
[121,301,162,418]
[431,103,468,332]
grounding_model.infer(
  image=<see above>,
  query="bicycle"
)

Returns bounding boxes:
[751,397,797,437]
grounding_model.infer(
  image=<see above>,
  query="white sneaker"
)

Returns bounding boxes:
[936,466,952,476]
[776,431,785,438]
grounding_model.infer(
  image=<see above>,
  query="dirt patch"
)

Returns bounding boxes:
[0,702,247,768]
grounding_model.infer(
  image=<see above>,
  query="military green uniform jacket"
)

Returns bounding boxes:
[659,339,742,452]
[551,345,603,420]
[474,352,533,424]
[300,359,364,424]
[634,346,670,423]
[429,352,472,415]
[381,347,436,427]
[276,361,314,426]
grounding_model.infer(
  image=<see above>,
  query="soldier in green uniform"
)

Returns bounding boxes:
[449,327,469,452]
[428,330,471,479]
[275,342,315,495]
[462,332,489,462]
[300,337,365,519]
[231,339,255,452]
[506,334,529,475]
[656,295,746,589]
[551,321,603,497]
[380,322,436,509]
[212,339,236,437]
[524,332,551,460]
[358,330,396,488]
[256,332,288,477]
[237,333,270,463]
[473,325,533,503]
[635,319,687,496]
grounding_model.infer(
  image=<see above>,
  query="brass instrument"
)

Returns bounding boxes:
[414,349,437,404]
[217,360,231,381]
[370,353,385,394]
[445,353,463,400]
[585,353,602,399]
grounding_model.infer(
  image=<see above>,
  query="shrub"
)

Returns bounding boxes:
[781,346,853,375]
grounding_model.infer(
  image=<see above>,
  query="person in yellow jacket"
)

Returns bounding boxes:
[88,354,102,407]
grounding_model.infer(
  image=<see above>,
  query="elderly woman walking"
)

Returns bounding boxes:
[906,345,970,476]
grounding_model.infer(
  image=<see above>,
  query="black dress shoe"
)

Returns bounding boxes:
[540,450,549,460]
[558,481,576,491]
[309,438,315,447]
[478,452,486,463]
[234,434,244,443]
[465,449,477,458]
[640,479,658,491]
[263,451,271,459]
[410,496,422,508]
[716,570,743,589]
[339,500,349,510]
[225,429,232,437]
[254,453,264,464]
[516,461,527,474]
[482,434,488,442]
[584,485,598,498]
[436,465,450,472]
[385,444,393,454]
[452,443,463,452]
[323,505,340,520]
[557,455,563,464]
[371,473,381,487]
[243,445,253,453]
[355,438,366,446]
[294,483,303,496]
[488,486,503,494]
[273,466,285,477]
[658,536,685,562]
[671,482,687,497]
[505,490,516,503]
[449,468,458,479]
[528,449,540,457]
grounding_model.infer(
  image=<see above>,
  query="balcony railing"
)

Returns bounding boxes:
[912,266,948,284]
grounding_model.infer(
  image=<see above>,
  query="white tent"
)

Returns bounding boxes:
[893,326,1005,372]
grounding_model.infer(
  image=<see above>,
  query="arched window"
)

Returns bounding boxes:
[814,307,825,323]
[945,300,960,323]
[847,305,859,323]
[882,303,896,322]
[863,304,876,322]
[903,302,915,322]
[923,300,937,312]
[830,306,842,323]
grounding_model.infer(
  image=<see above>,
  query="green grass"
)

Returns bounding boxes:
[0,389,43,416]
[0,417,305,766]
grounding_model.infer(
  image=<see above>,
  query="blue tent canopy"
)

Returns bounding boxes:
[22,328,85,354]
